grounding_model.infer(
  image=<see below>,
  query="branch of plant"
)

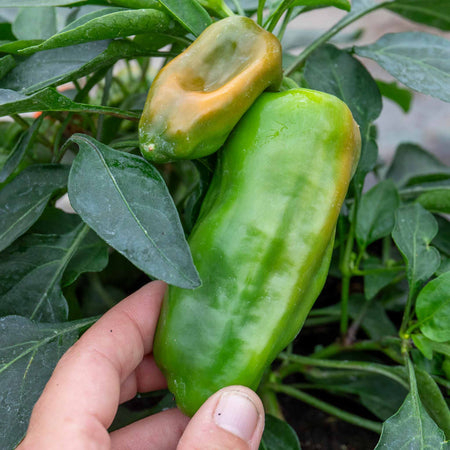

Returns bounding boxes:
[267,383,382,434]
[52,112,74,163]
[277,353,409,390]
[96,67,114,141]
[284,2,386,76]
[10,114,53,149]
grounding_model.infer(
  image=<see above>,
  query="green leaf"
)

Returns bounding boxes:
[376,79,413,113]
[349,294,397,339]
[0,315,96,449]
[0,164,70,252]
[12,7,57,40]
[433,216,450,257]
[304,44,381,132]
[157,0,212,37]
[355,32,450,103]
[392,203,440,296]
[260,414,301,450]
[67,134,200,289]
[0,54,16,80]
[0,0,104,4]
[375,362,445,449]
[386,143,449,188]
[363,257,400,300]
[417,189,450,214]
[29,207,110,286]
[0,39,44,54]
[412,334,434,360]
[356,180,400,248]
[0,222,91,321]
[386,0,450,31]
[415,368,450,439]
[0,115,43,183]
[292,0,350,10]
[416,271,450,342]
[0,87,140,119]
[21,7,180,54]
[0,40,110,93]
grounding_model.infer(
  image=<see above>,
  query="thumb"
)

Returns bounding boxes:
[178,386,265,450]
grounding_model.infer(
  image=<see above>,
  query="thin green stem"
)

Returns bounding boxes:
[340,200,358,337]
[111,139,140,149]
[257,0,265,26]
[285,2,385,76]
[267,0,294,33]
[10,114,52,148]
[352,266,405,276]
[268,383,382,434]
[304,316,339,327]
[52,112,74,163]
[97,67,114,141]
[230,0,245,17]
[400,289,416,337]
[278,353,409,389]
[433,375,450,391]
[277,7,293,41]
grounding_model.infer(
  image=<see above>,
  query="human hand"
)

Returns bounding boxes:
[18,281,265,450]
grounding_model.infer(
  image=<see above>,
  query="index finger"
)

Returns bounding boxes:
[22,281,167,448]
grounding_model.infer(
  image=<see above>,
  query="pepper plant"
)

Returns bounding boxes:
[0,1,449,449]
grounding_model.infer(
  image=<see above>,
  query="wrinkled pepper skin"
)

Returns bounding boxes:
[153,89,361,416]
[139,16,282,163]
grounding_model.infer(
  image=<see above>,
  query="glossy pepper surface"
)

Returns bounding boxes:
[139,16,282,163]
[153,88,361,416]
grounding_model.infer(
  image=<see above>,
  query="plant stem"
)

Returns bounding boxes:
[277,7,293,41]
[230,0,245,17]
[10,114,52,148]
[278,353,409,389]
[268,383,382,434]
[96,67,114,141]
[52,113,74,163]
[340,199,358,337]
[111,139,140,149]
[257,0,265,26]
[285,2,385,76]
[400,289,415,337]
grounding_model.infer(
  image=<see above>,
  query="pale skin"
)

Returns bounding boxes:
[18,281,265,450]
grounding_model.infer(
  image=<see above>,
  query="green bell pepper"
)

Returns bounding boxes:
[153,88,361,416]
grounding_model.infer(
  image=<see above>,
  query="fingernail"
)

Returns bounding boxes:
[214,390,260,442]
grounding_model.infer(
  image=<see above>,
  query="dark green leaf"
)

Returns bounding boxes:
[0,54,16,80]
[260,414,301,450]
[433,215,450,257]
[376,79,413,113]
[0,115,43,183]
[28,207,110,286]
[392,203,440,296]
[0,39,44,54]
[292,0,350,10]
[0,315,96,449]
[355,32,450,102]
[415,368,450,439]
[386,143,449,188]
[67,134,200,289]
[412,334,434,359]
[356,180,400,248]
[0,40,109,93]
[363,257,400,300]
[21,7,180,54]
[0,222,91,321]
[375,362,445,449]
[304,44,381,132]
[157,0,211,37]
[349,294,397,339]
[416,271,450,342]
[0,87,140,119]
[386,0,450,31]
[12,7,57,40]
[0,164,69,252]
[417,189,450,214]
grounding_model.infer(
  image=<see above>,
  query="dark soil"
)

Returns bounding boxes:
[280,394,379,450]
